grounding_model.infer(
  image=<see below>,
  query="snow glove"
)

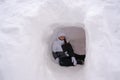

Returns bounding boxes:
[71,57,77,66]
[65,51,69,56]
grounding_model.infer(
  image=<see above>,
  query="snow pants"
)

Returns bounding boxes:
[53,52,85,66]
[59,53,85,66]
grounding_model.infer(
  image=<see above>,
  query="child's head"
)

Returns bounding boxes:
[57,32,66,41]
[58,36,65,40]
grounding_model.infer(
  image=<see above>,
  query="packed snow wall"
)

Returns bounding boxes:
[0,0,120,80]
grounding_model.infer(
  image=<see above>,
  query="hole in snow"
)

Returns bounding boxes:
[50,26,86,67]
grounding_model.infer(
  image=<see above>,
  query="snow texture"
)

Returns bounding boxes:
[0,0,120,80]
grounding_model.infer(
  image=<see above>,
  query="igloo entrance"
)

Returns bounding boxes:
[51,26,86,66]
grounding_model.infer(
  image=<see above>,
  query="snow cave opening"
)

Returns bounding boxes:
[46,26,86,68]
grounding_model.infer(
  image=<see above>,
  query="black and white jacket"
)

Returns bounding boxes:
[52,38,74,59]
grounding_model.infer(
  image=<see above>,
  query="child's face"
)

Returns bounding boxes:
[58,36,65,41]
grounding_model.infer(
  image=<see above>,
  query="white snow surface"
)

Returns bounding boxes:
[0,0,120,80]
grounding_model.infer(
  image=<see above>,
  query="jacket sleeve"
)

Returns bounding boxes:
[52,41,58,59]
[52,41,58,53]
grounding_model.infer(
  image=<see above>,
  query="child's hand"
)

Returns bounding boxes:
[65,51,69,56]
[71,57,77,66]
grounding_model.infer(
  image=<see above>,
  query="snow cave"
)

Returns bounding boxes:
[0,0,120,80]
[50,26,86,65]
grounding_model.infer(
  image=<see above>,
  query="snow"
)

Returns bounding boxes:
[0,0,120,80]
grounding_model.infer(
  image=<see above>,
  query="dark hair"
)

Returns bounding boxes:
[64,38,67,44]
